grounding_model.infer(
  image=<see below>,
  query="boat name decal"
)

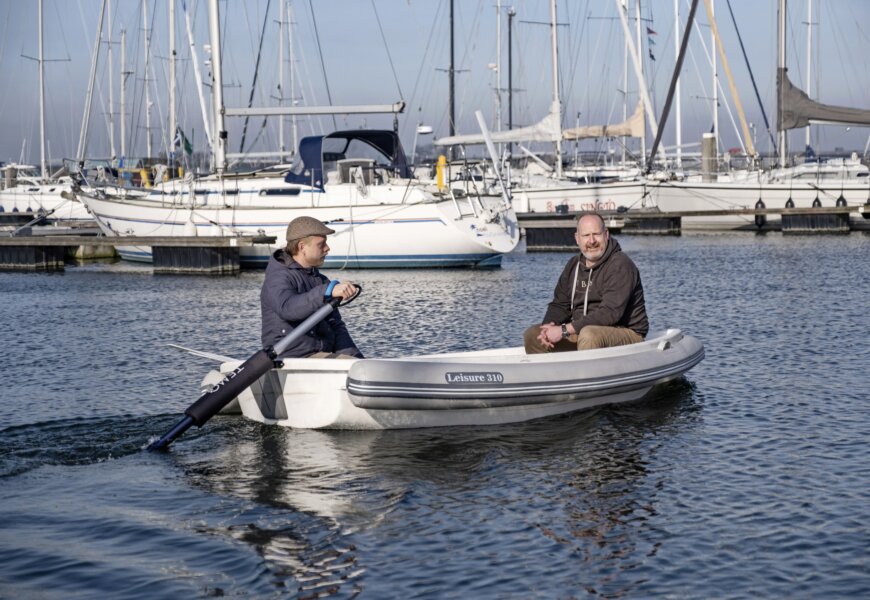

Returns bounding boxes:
[445,371,504,385]
[200,365,245,397]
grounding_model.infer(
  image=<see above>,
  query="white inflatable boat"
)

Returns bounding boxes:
[207,328,704,430]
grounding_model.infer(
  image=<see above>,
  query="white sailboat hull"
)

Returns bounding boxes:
[511,180,648,214]
[510,176,869,231]
[76,170,520,268]
[647,179,870,230]
[0,181,93,223]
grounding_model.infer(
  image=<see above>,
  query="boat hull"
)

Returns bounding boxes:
[507,177,869,231]
[220,329,704,430]
[0,181,93,223]
[647,179,870,230]
[77,179,520,268]
[510,180,648,214]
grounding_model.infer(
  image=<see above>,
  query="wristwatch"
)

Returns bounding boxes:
[561,324,570,339]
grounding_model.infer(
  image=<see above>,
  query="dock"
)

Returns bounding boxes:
[519,204,870,251]
[0,235,277,274]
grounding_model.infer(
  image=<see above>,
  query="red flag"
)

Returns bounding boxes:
[647,26,657,35]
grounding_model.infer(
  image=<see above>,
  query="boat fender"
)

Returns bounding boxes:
[812,197,822,208]
[754,199,766,229]
[785,198,794,208]
[325,280,339,298]
[836,195,847,207]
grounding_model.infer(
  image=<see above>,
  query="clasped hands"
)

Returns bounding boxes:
[536,321,573,349]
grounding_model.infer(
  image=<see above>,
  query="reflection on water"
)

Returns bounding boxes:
[162,380,697,596]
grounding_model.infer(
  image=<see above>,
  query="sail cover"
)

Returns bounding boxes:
[434,100,645,147]
[562,101,645,140]
[778,68,870,130]
[434,102,562,146]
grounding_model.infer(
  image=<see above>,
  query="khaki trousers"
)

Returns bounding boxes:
[306,351,357,359]
[523,324,643,354]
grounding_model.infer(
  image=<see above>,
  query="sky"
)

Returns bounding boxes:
[0,0,868,167]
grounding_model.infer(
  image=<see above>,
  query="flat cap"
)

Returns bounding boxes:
[285,216,335,242]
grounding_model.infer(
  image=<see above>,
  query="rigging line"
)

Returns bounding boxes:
[562,2,592,116]
[724,0,776,156]
[825,2,864,109]
[307,0,336,130]
[403,0,443,141]
[239,0,273,154]
[370,0,403,100]
[53,1,78,155]
[0,3,10,119]
[127,2,146,157]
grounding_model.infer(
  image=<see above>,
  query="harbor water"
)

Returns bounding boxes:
[1,233,868,598]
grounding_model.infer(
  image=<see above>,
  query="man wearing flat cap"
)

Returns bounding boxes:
[260,216,363,359]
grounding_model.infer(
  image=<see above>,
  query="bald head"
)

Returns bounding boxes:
[576,212,606,233]
[575,212,609,265]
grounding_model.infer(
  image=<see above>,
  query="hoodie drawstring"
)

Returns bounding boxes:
[570,261,594,316]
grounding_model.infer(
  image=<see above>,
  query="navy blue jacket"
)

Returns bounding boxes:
[260,249,362,358]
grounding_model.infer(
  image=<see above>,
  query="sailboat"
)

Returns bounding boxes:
[433,0,653,216]
[0,0,92,225]
[646,0,870,230]
[74,0,519,268]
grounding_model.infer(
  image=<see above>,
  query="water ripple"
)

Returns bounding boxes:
[1,233,868,597]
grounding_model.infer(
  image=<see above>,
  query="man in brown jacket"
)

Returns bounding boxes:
[523,212,649,353]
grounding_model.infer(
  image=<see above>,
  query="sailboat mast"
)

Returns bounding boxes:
[805,0,812,151]
[711,0,718,146]
[644,0,699,173]
[289,1,298,154]
[613,0,660,160]
[449,0,456,160]
[38,0,47,180]
[495,0,502,132]
[169,0,177,166]
[674,0,682,169]
[549,0,562,178]
[279,0,285,158]
[76,0,107,165]
[107,0,116,160]
[635,0,645,169]
[703,0,756,157]
[508,7,514,135]
[208,0,227,175]
[182,0,212,149]
[144,0,152,159]
[120,29,127,158]
[623,8,628,166]
[777,0,787,166]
